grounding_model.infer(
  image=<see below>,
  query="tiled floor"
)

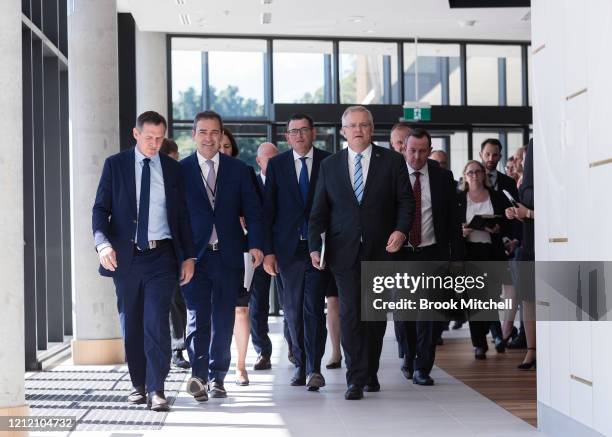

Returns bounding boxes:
[32,317,544,437]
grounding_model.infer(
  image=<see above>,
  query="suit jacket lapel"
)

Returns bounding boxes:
[340,148,359,207]
[307,148,322,206]
[122,149,137,217]
[361,145,380,204]
[191,153,213,213]
[286,151,303,206]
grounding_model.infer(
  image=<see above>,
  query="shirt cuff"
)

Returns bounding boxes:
[96,242,112,253]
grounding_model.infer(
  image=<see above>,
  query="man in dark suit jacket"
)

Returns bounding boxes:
[309,106,415,400]
[92,111,196,412]
[480,138,521,349]
[397,128,463,386]
[263,114,332,391]
[180,111,264,402]
[248,142,286,371]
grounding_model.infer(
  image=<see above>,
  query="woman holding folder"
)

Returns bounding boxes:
[458,160,510,360]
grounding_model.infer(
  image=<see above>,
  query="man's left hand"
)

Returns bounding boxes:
[386,231,406,253]
[180,259,195,286]
[250,248,264,268]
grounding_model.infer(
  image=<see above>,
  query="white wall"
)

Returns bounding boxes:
[532,0,612,435]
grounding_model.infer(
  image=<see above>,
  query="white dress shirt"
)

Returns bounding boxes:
[407,162,436,247]
[197,150,220,186]
[466,195,493,244]
[293,147,314,181]
[260,173,266,185]
[348,144,372,187]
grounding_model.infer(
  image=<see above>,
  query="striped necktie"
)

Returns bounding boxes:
[354,153,364,203]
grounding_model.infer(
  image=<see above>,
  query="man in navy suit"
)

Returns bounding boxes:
[263,114,331,391]
[92,111,196,412]
[181,111,264,402]
[249,142,284,371]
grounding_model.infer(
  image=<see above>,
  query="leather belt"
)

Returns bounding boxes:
[135,239,171,252]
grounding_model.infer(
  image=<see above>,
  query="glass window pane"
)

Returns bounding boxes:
[273,40,333,103]
[403,43,461,105]
[171,50,202,121]
[171,38,266,119]
[223,124,268,168]
[339,41,399,104]
[447,131,468,179]
[467,45,522,106]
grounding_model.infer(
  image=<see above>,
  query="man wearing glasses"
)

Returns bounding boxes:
[180,110,264,402]
[262,114,332,391]
[309,106,415,400]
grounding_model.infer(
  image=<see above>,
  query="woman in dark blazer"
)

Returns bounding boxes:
[458,160,510,359]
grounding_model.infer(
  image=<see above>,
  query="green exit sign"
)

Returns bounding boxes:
[403,105,431,122]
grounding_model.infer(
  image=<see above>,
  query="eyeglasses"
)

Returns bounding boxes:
[465,169,484,176]
[287,127,312,137]
[342,122,372,130]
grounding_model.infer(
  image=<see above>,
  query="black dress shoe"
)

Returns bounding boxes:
[401,365,414,381]
[253,355,272,370]
[172,350,191,369]
[147,391,169,412]
[474,347,487,360]
[127,386,146,404]
[325,357,342,369]
[306,372,326,391]
[518,359,536,370]
[412,370,434,386]
[507,333,527,349]
[290,368,306,386]
[364,375,380,392]
[344,384,363,400]
[494,337,506,353]
[208,381,227,398]
[436,337,444,346]
[186,376,208,402]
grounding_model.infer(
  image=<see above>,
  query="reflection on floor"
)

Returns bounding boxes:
[31,317,544,437]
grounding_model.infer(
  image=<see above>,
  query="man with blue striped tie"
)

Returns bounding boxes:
[308,106,415,400]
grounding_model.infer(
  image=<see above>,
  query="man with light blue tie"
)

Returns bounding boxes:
[92,111,196,411]
[262,114,332,391]
[181,111,264,402]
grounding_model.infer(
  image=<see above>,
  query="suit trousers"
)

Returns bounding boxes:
[332,257,387,388]
[279,241,327,375]
[113,243,177,393]
[182,250,241,383]
[249,265,272,357]
[169,283,187,351]
[274,275,293,352]
[397,244,447,375]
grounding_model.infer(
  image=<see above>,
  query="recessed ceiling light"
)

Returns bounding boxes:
[179,13,191,25]
[458,20,477,27]
[261,12,272,24]
[348,15,364,23]
[261,0,273,4]
[175,0,186,5]
[364,29,375,34]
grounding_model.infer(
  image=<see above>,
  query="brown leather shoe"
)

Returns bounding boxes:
[127,386,146,405]
[147,391,170,412]
[253,355,271,370]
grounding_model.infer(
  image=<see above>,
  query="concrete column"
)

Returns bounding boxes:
[69,0,124,364]
[136,30,167,119]
[0,0,28,425]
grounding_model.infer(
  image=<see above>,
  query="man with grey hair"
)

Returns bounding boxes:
[309,105,415,400]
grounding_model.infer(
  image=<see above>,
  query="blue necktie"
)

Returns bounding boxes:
[137,158,151,250]
[353,153,364,204]
[298,157,309,239]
